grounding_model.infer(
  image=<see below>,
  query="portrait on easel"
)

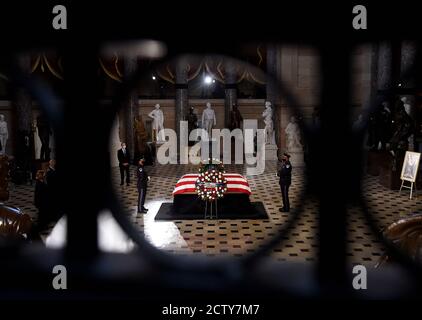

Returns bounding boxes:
[400,151,421,182]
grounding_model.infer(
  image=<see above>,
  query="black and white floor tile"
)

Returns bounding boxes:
[7,161,422,266]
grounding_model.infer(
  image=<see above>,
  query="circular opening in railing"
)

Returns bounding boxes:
[348,42,422,278]
[0,51,61,247]
[105,43,317,263]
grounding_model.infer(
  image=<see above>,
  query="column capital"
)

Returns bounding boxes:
[400,40,417,89]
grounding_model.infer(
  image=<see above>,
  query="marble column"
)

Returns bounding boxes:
[266,44,281,148]
[109,115,120,167]
[400,41,417,115]
[369,43,379,106]
[123,55,138,160]
[15,54,33,181]
[376,42,393,100]
[400,41,418,150]
[175,59,188,149]
[224,62,237,127]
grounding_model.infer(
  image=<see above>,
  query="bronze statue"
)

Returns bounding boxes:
[187,106,198,132]
[134,114,148,156]
[230,104,243,130]
[186,106,198,146]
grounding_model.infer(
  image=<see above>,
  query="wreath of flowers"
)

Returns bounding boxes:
[195,158,227,202]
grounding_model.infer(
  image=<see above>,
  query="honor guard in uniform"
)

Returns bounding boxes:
[137,158,150,214]
[117,142,131,186]
[277,153,292,212]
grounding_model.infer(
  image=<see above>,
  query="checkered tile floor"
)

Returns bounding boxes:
[7,161,422,266]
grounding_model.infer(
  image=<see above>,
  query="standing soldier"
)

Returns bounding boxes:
[137,158,150,214]
[277,153,292,212]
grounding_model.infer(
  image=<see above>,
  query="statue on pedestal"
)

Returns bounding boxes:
[0,114,8,155]
[262,101,275,145]
[285,116,303,152]
[201,102,216,136]
[230,103,243,130]
[148,103,165,142]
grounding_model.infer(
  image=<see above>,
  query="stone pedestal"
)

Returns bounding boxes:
[289,151,305,167]
[265,144,278,160]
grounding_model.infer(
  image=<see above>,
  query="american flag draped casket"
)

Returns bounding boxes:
[172,173,251,196]
[171,173,253,216]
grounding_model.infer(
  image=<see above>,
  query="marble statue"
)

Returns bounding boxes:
[148,103,165,142]
[285,116,303,152]
[262,101,275,144]
[0,114,8,155]
[201,102,216,136]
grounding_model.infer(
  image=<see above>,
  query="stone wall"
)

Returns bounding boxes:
[278,45,321,150]
[277,44,374,150]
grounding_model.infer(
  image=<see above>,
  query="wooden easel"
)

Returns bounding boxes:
[399,179,416,200]
[399,151,421,200]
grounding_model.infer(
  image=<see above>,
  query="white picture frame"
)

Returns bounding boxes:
[400,151,421,183]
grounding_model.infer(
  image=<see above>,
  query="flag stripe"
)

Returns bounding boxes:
[173,173,251,195]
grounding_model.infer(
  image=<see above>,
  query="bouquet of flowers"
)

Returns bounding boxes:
[195,158,227,201]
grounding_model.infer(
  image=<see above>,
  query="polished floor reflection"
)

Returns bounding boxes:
[7,161,422,265]
[116,161,308,258]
